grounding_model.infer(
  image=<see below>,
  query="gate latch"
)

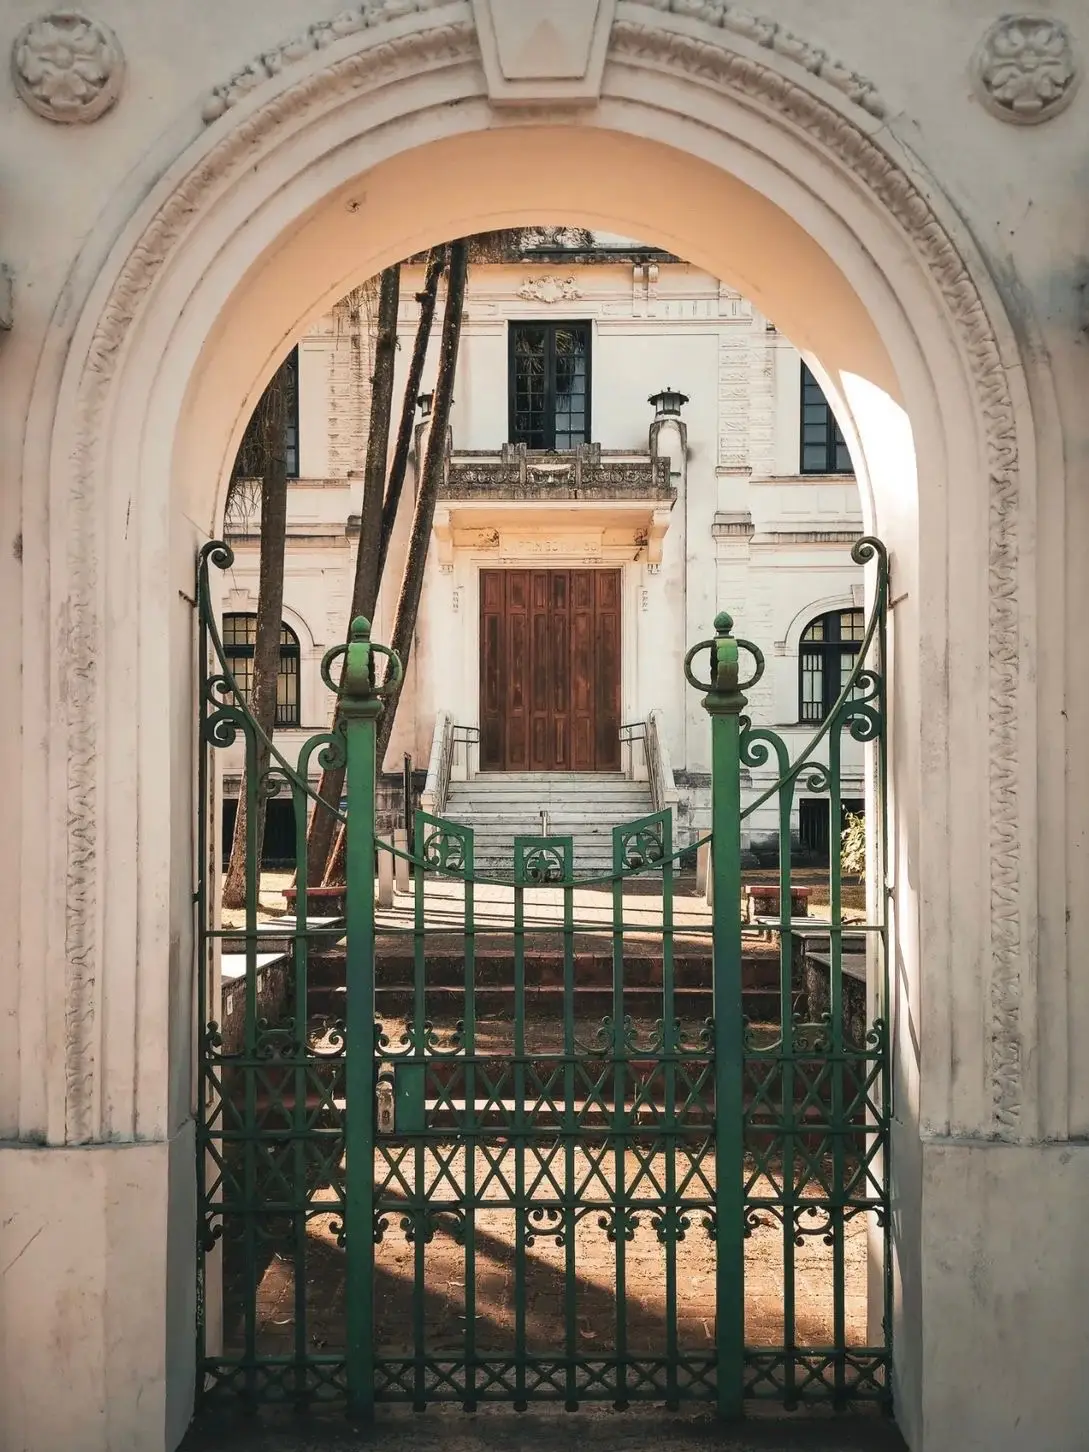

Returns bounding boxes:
[376,1068,395,1134]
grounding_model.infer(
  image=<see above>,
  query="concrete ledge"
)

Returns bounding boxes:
[0,1126,196,1452]
[914,1138,1089,1450]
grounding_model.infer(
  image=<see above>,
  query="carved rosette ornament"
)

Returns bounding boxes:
[974,16,1080,124]
[11,10,124,124]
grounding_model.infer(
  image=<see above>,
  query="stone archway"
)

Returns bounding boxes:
[10,6,1049,1450]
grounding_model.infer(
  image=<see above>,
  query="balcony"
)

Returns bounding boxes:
[434,444,676,571]
[441,442,673,502]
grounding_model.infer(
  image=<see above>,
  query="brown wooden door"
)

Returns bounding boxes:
[480,569,621,772]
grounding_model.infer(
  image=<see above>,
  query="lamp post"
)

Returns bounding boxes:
[648,386,689,418]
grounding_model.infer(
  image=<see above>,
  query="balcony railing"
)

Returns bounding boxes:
[442,442,673,501]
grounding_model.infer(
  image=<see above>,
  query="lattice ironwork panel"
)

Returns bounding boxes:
[194,534,891,1420]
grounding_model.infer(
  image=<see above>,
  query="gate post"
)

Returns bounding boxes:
[686,610,758,1419]
[324,616,402,1421]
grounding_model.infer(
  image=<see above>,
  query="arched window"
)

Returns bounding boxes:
[222,614,301,727]
[799,608,864,723]
[800,362,853,474]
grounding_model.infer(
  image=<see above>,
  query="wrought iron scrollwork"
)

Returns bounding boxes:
[619,821,665,868]
[421,826,467,874]
[518,841,568,883]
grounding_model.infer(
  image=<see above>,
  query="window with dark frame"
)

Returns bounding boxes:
[222,614,301,728]
[800,362,853,474]
[283,345,300,479]
[509,321,591,449]
[799,608,865,723]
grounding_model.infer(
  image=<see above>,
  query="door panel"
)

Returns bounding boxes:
[479,569,621,771]
[595,571,622,771]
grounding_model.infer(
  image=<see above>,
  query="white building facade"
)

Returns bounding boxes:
[3,4,1088,1447]
[220,239,865,859]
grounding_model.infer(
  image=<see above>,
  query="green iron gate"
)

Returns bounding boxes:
[196,536,891,1415]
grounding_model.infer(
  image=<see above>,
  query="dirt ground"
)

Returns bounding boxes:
[225,1159,869,1364]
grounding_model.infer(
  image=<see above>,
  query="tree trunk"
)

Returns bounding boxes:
[373,239,468,776]
[376,248,445,585]
[222,364,290,911]
[303,265,401,887]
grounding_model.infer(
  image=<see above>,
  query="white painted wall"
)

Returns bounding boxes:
[221,253,865,849]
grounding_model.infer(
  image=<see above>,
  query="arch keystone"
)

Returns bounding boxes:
[471,0,615,105]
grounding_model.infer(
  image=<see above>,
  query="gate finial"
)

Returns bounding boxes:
[684,611,764,715]
[320,615,403,713]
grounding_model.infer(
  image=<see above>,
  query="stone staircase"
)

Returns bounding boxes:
[443,772,654,874]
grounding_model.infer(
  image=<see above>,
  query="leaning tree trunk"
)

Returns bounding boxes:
[322,242,468,887]
[303,265,402,887]
[222,363,290,911]
[374,238,468,777]
[376,247,445,585]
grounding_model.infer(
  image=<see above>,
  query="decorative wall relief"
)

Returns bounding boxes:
[974,16,1080,124]
[516,276,583,304]
[202,0,463,122]
[11,11,124,123]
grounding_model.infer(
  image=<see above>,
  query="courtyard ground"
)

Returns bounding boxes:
[181,1404,906,1452]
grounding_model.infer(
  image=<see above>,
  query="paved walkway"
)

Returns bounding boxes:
[376,875,715,932]
[182,1406,907,1452]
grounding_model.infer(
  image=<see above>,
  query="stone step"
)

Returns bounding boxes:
[453,773,630,784]
[447,781,650,795]
[307,950,779,991]
[308,981,791,1020]
[447,793,651,805]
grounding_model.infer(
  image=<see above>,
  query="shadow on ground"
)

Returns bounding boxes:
[181,1405,908,1452]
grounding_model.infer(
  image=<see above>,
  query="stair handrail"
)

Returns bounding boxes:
[646,708,680,816]
[421,710,453,817]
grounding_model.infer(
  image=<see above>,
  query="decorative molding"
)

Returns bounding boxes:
[609,15,1026,1135]
[67,4,1024,1137]
[748,317,776,478]
[11,11,124,124]
[711,510,755,538]
[200,0,887,126]
[757,528,863,544]
[201,0,464,122]
[973,15,1080,125]
[516,274,583,304]
[444,445,671,498]
[717,324,748,470]
[627,0,886,118]
[328,286,377,477]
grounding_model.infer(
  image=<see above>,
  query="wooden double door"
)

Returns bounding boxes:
[480,569,621,772]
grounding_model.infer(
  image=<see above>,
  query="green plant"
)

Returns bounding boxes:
[841,811,866,878]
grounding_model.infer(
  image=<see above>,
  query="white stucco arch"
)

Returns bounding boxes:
[10,7,1062,1449]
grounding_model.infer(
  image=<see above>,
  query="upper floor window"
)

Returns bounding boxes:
[234,346,300,480]
[800,362,853,475]
[283,346,300,478]
[222,614,301,727]
[509,322,591,449]
[800,608,864,723]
